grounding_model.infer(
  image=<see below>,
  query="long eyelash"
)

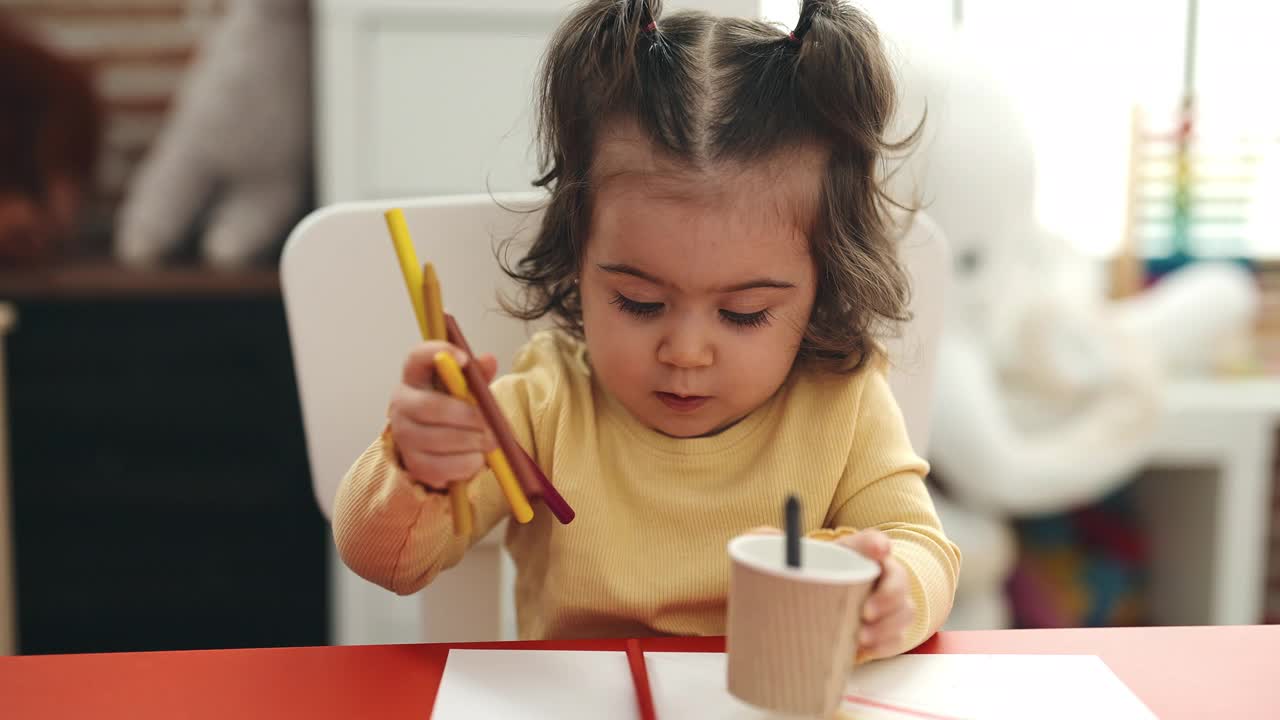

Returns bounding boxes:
[611,292,663,318]
[720,309,773,328]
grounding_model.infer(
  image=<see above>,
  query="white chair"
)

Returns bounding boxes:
[281,194,967,645]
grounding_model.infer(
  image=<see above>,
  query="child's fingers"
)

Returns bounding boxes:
[475,353,499,382]
[402,341,467,388]
[836,529,892,563]
[858,600,915,655]
[399,447,487,490]
[391,418,492,455]
[391,385,487,431]
[863,558,909,623]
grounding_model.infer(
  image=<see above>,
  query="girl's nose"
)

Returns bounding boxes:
[657,316,714,369]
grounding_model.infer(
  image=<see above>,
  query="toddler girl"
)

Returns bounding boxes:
[335,0,960,660]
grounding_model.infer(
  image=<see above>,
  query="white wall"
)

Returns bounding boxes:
[316,0,759,204]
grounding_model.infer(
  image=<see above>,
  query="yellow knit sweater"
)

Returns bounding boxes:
[333,331,960,653]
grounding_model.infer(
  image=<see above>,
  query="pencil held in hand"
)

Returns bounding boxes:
[444,314,576,525]
[433,351,535,524]
[383,207,553,528]
[384,208,472,536]
[420,262,473,536]
[384,209,429,340]
[422,262,447,341]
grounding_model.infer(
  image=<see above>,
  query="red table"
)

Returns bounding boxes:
[1,626,1276,718]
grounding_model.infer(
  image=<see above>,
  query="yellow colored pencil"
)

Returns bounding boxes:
[422,262,447,341]
[433,351,535,524]
[384,208,471,536]
[420,263,473,536]
[384,209,429,340]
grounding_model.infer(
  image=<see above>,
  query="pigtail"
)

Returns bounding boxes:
[790,1,899,156]
[535,0,706,183]
[514,0,649,333]
[786,0,916,366]
[535,0,649,187]
[508,0,701,334]
[789,0,821,45]
[634,2,705,155]
[713,0,915,367]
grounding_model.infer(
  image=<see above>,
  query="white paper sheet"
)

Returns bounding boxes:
[431,649,1156,720]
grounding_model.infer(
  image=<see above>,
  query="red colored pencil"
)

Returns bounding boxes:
[443,313,575,524]
[626,639,657,720]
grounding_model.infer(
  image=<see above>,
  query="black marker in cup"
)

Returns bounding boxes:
[785,494,801,568]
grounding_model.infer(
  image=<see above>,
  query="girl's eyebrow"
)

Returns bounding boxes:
[596,263,796,293]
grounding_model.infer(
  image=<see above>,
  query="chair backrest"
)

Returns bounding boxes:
[282,194,544,518]
[281,194,949,520]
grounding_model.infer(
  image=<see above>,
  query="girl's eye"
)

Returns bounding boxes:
[720,309,772,328]
[611,292,664,318]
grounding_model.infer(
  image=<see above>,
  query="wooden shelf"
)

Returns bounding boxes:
[0,260,280,300]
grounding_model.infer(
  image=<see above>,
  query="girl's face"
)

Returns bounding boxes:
[581,130,821,438]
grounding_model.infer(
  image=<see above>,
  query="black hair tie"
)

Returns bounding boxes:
[790,0,821,46]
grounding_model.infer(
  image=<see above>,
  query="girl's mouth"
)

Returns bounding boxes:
[656,392,710,413]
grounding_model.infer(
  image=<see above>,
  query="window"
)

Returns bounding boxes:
[763,0,1277,259]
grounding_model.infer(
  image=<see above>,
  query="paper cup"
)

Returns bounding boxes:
[726,534,881,718]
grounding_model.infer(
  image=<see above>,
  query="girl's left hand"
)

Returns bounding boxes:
[744,526,915,661]
[834,529,914,662]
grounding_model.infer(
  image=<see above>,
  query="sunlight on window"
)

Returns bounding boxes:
[1197,1,1280,132]
[957,0,1185,258]
[761,0,1275,259]
[1196,1,1280,259]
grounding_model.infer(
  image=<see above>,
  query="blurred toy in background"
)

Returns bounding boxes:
[887,32,1260,629]
[115,0,311,269]
[1008,486,1148,628]
[0,15,102,265]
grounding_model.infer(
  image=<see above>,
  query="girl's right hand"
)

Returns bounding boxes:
[388,341,499,491]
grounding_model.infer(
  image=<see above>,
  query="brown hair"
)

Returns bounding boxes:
[502,0,917,372]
